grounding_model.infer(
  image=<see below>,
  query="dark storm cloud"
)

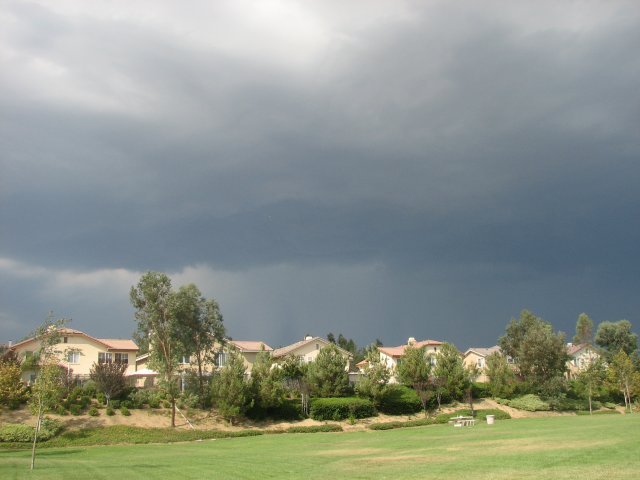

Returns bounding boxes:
[2,1,640,346]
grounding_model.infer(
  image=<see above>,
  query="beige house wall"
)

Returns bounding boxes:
[14,336,136,383]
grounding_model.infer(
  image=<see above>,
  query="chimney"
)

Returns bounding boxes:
[304,335,314,341]
[407,337,416,346]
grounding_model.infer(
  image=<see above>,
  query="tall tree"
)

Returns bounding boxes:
[485,352,516,398]
[595,320,638,361]
[308,344,350,397]
[27,315,67,470]
[130,272,181,427]
[397,345,433,412]
[432,343,466,408]
[499,310,569,392]
[574,358,606,415]
[607,350,637,413]
[89,361,128,406]
[356,347,390,405]
[280,355,311,415]
[0,356,27,408]
[249,349,286,412]
[173,284,225,408]
[211,349,249,425]
[573,313,595,345]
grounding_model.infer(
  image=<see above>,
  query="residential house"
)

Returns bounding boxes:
[272,336,352,369]
[362,337,444,383]
[566,343,600,379]
[10,327,138,385]
[214,340,273,374]
[463,346,502,382]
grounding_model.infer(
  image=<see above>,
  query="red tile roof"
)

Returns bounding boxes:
[229,340,273,352]
[379,339,443,358]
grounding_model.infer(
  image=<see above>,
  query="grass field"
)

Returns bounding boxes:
[1,415,638,479]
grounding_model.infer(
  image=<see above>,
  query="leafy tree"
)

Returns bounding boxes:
[397,345,433,412]
[432,343,466,408]
[249,349,286,412]
[607,350,637,413]
[211,349,248,425]
[308,344,350,397]
[0,356,27,408]
[280,355,311,415]
[89,361,128,406]
[595,320,638,361]
[173,284,225,408]
[356,347,390,405]
[130,272,181,427]
[485,352,516,398]
[573,313,594,345]
[499,310,569,392]
[27,315,67,470]
[574,358,606,415]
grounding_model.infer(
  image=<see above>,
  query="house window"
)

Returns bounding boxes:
[98,352,112,364]
[67,351,80,364]
[215,352,227,367]
[63,336,68,343]
[298,355,305,364]
[115,353,129,365]
[477,358,484,368]
[316,343,319,350]
[430,356,437,366]
[179,356,189,365]
[29,374,37,384]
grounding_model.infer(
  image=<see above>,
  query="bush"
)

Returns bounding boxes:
[120,406,131,416]
[0,418,63,442]
[110,400,121,409]
[310,397,376,421]
[377,385,422,415]
[471,382,491,399]
[88,406,100,417]
[369,417,434,430]
[80,395,92,408]
[54,405,68,416]
[69,404,83,416]
[120,400,133,410]
[83,380,97,398]
[286,424,343,433]
[96,392,106,405]
[106,406,115,416]
[576,409,621,415]
[506,394,550,412]
[148,396,161,409]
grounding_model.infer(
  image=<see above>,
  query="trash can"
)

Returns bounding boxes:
[486,415,495,425]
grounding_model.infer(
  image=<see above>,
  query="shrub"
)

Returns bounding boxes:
[162,400,171,409]
[576,409,621,415]
[96,392,106,405]
[148,397,161,409]
[471,382,491,399]
[80,395,92,408]
[286,424,343,433]
[377,385,422,415]
[0,418,63,442]
[120,406,131,416]
[247,399,304,421]
[88,406,100,417]
[83,380,97,398]
[120,400,133,410]
[69,404,83,416]
[310,397,376,421]
[54,405,68,416]
[106,406,115,416]
[110,400,121,409]
[369,417,434,430]
[507,394,550,412]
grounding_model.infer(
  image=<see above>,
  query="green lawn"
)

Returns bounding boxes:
[1,415,639,479]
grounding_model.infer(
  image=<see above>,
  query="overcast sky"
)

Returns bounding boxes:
[1,0,639,350]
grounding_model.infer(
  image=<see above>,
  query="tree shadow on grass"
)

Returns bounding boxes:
[35,449,84,457]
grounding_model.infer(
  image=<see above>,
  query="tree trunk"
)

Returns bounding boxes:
[588,385,593,415]
[197,359,205,409]
[31,403,42,470]
[171,399,176,427]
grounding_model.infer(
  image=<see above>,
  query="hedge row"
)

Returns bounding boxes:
[0,418,63,443]
[285,424,343,433]
[310,397,376,421]
[376,385,422,415]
